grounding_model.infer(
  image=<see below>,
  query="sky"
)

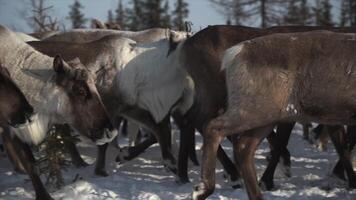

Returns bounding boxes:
[0,0,342,33]
[0,0,225,33]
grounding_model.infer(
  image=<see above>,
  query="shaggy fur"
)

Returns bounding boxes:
[113,38,193,123]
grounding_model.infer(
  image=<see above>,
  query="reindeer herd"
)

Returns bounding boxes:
[0,22,356,200]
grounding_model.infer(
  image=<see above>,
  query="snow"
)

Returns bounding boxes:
[1,124,356,200]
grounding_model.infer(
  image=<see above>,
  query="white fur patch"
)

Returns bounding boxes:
[286,103,298,114]
[290,36,298,41]
[114,38,188,123]
[39,84,74,124]
[10,113,50,145]
[95,129,118,145]
[221,44,244,70]
[192,182,206,200]
[127,122,140,147]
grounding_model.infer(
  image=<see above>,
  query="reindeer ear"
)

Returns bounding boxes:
[53,55,65,73]
[91,19,105,29]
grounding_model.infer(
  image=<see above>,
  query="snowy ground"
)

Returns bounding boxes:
[1,124,356,200]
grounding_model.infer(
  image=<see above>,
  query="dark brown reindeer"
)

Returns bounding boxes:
[195,31,356,200]
[0,64,53,200]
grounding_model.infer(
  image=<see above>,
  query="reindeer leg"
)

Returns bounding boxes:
[302,123,311,141]
[173,113,195,183]
[260,122,294,190]
[193,97,285,200]
[116,133,157,162]
[333,126,356,181]
[3,128,53,200]
[94,143,109,176]
[329,125,356,188]
[2,132,26,174]
[117,107,177,174]
[188,132,199,166]
[60,124,89,168]
[233,125,274,200]
[218,143,242,188]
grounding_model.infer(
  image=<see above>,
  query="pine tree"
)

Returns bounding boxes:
[141,0,169,28]
[284,0,300,25]
[126,0,144,30]
[284,0,312,25]
[210,0,288,28]
[115,0,128,30]
[107,10,114,24]
[37,124,80,190]
[172,0,189,30]
[299,0,312,25]
[68,0,87,28]
[231,0,245,25]
[313,0,333,26]
[161,0,172,28]
[340,0,350,26]
[351,0,356,26]
[210,0,247,25]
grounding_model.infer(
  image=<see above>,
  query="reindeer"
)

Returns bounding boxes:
[0,63,53,199]
[0,24,116,181]
[27,31,197,177]
[195,31,356,200]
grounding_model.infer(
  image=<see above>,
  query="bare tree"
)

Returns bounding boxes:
[26,0,60,32]
[209,0,247,25]
[210,0,288,28]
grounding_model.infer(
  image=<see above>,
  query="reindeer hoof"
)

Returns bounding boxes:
[281,165,292,178]
[259,179,275,191]
[332,170,346,181]
[36,191,53,200]
[230,179,243,189]
[95,168,109,177]
[349,176,356,189]
[163,159,177,174]
[223,173,242,189]
[192,182,213,200]
[115,147,130,163]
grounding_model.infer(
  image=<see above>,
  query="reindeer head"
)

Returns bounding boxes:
[48,55,116,144]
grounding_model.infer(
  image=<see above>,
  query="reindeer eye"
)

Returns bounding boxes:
[72,83,89,99]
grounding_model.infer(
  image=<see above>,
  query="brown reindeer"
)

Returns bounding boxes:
[0,64,53,200]
[173,25,356,189]
[196,31,356,200]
